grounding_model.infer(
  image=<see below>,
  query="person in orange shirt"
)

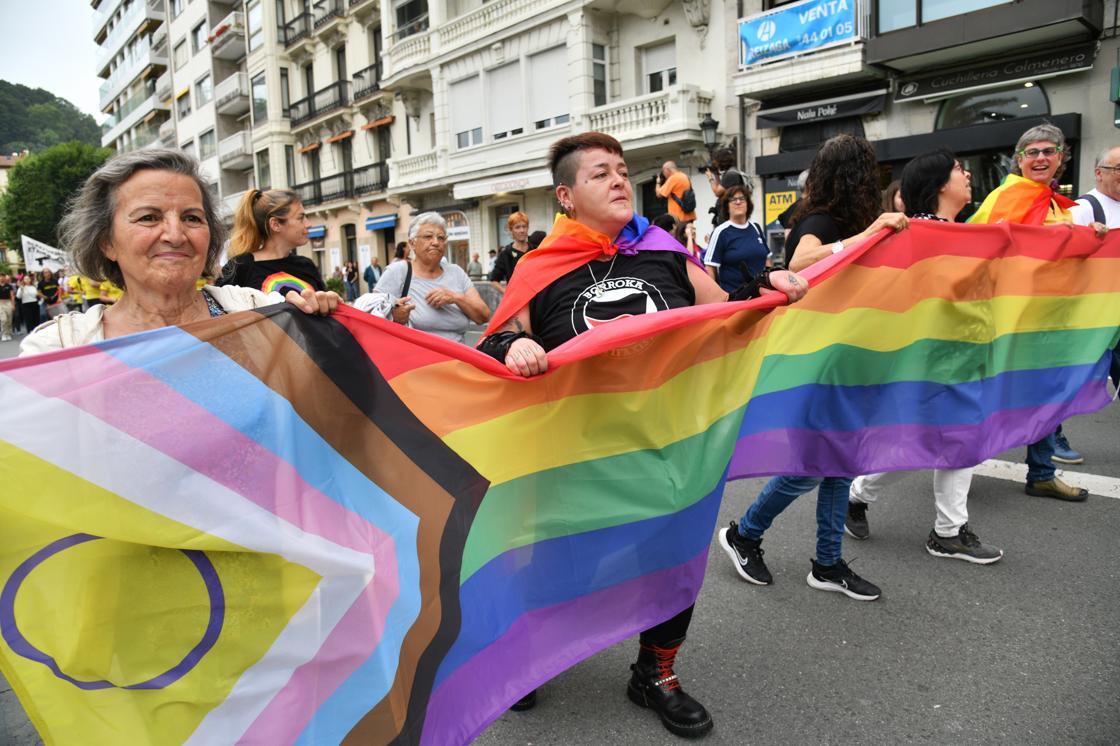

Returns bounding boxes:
[655,161,696,223]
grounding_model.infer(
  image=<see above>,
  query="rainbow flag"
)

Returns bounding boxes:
[967,172,1077,225]
[1,222,1117,744]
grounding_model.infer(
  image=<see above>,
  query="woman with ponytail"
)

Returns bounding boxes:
[217,189,327,295]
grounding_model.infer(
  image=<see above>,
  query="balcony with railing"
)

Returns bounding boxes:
[219,130,254,170]
[118,122,161,153]
[290,80,350,128]
[586,84,713,147]
[389,150,440,188]
[222,189,249,218]
[385,25,431,82]
[98,36,167,110]
[100,85,166,146]
[95,0,164,75]
[283,12,312,47]
[155,69,172,100]
[209,11,246,60]
[159,118,176,146]
[215,71,251,115]
[313,0,346,30]
[352,62,384,102]
[353,162,389,196]
[348,0,379,19]
[439,0,556,55]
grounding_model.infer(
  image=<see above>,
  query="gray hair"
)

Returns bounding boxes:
[1096,146,1120,168]
[797,169,809,192]
[1011,122,1070,178]
[58,148,226,289]
[407,211,447,240]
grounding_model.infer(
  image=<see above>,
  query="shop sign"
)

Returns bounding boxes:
[764,190,798,226]
[453,168,553,199]
[756,91,886,129]
[895,44,1097,102]
[738,0,857,68]
[443,210,471,242]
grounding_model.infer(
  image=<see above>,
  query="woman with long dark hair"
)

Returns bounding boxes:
[719,134,907,602]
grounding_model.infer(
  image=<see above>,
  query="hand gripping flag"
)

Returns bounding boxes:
[1,222,1118,744]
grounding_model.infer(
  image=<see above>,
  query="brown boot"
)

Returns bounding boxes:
[626,638,713,738]
[1025,477,1088,502]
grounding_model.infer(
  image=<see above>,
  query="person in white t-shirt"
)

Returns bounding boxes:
[1070,146,1120,228]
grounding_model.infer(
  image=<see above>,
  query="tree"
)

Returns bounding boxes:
[0,141,111,253]
[0,81,100,154]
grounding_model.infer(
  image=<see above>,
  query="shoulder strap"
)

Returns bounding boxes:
[1080,193,1105,224]
[401,260,413,298]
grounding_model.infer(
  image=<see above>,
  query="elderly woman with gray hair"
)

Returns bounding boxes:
[371,212,490,343]
[20,148,338,355]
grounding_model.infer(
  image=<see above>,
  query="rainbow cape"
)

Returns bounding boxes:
[1,222,1118,744]
[968,172,1078,225]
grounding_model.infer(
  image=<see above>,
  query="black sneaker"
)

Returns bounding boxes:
[806,559,881,601]
[926,524,1003,565]
[845,501,869,540]
[717,522,772,585]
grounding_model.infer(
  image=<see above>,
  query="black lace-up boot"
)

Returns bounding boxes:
[626,637,713,738]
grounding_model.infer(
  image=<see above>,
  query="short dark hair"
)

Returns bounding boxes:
[548,131,624,188]
[721,183,753,218]
[527,230,547,250]
[900,148,956,217]
[652,213,678,232]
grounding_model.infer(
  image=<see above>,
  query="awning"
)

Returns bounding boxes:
[298,142,321,154]
[326,130,354,143]
[307,225,327,239]
[453,167,552,200]
[362,115,395,130]
[756,90,889,129]
[364,214,397,231]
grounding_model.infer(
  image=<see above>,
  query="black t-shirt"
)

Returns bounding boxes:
[0,282,13,301]
[38,279,59,304]
[217,252,326,294]
[777,199,800,229]
[489,243,525,283]
[785,213,842,267]
[529,250,695,351]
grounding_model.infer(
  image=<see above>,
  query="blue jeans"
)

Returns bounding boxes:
[738,475,852,566]
[1026,431,1057,483]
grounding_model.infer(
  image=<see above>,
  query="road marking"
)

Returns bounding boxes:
[973,459,1120,500]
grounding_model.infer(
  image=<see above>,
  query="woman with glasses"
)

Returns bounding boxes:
[220,189,327,295]
[374,211,490,343]
[969,123,1105,501]
[703,184,769,291]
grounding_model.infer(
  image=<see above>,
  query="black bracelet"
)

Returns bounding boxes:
[477,331,545,362]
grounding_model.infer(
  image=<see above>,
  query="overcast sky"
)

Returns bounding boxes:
[0,0,103,119]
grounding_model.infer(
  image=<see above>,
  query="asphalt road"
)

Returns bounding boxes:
[1,332,1117,745]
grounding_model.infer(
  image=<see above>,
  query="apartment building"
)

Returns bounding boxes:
[731,0,1117,255]
[380,0,736,267]
[263,0,398,276]
[94,0,173,153]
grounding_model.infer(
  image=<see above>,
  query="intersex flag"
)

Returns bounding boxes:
[1,222,1117,745]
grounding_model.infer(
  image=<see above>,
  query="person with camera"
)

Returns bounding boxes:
[656,161,696,224]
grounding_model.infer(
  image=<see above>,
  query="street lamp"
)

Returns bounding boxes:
[699,114,719,155]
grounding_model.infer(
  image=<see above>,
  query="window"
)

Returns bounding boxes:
[335,45,347,81]
[877,0,1012,33]
[251,72,267,125]
[170,0,184,18]
[280,68,291,117]
[450,76,483,149]
[176,89,192,119]
[256,149,271,189]
[642,41,676,94]
[528,46,569,130]
[199,129,216,159]
[487,62,523,140]
[195,74,212,106]
[180,139,194,157]
[394,0,428,38]
[285,145,295,186]
[936,82,1049,129]
[173,40,188,71]
[248,0,264,52]
[592,43,607,107]
[191,21,206,53]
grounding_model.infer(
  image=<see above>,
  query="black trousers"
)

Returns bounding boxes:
[639,604,694,646]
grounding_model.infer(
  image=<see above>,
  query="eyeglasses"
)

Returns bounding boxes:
[1019,146,1062,159]
[1097,165,1120,172]
[416,233,447,243]
[728,196,748,204]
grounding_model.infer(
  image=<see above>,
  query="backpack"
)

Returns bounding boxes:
[671,188,697,214]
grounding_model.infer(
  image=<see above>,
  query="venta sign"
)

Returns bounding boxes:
[739,0,856,67]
